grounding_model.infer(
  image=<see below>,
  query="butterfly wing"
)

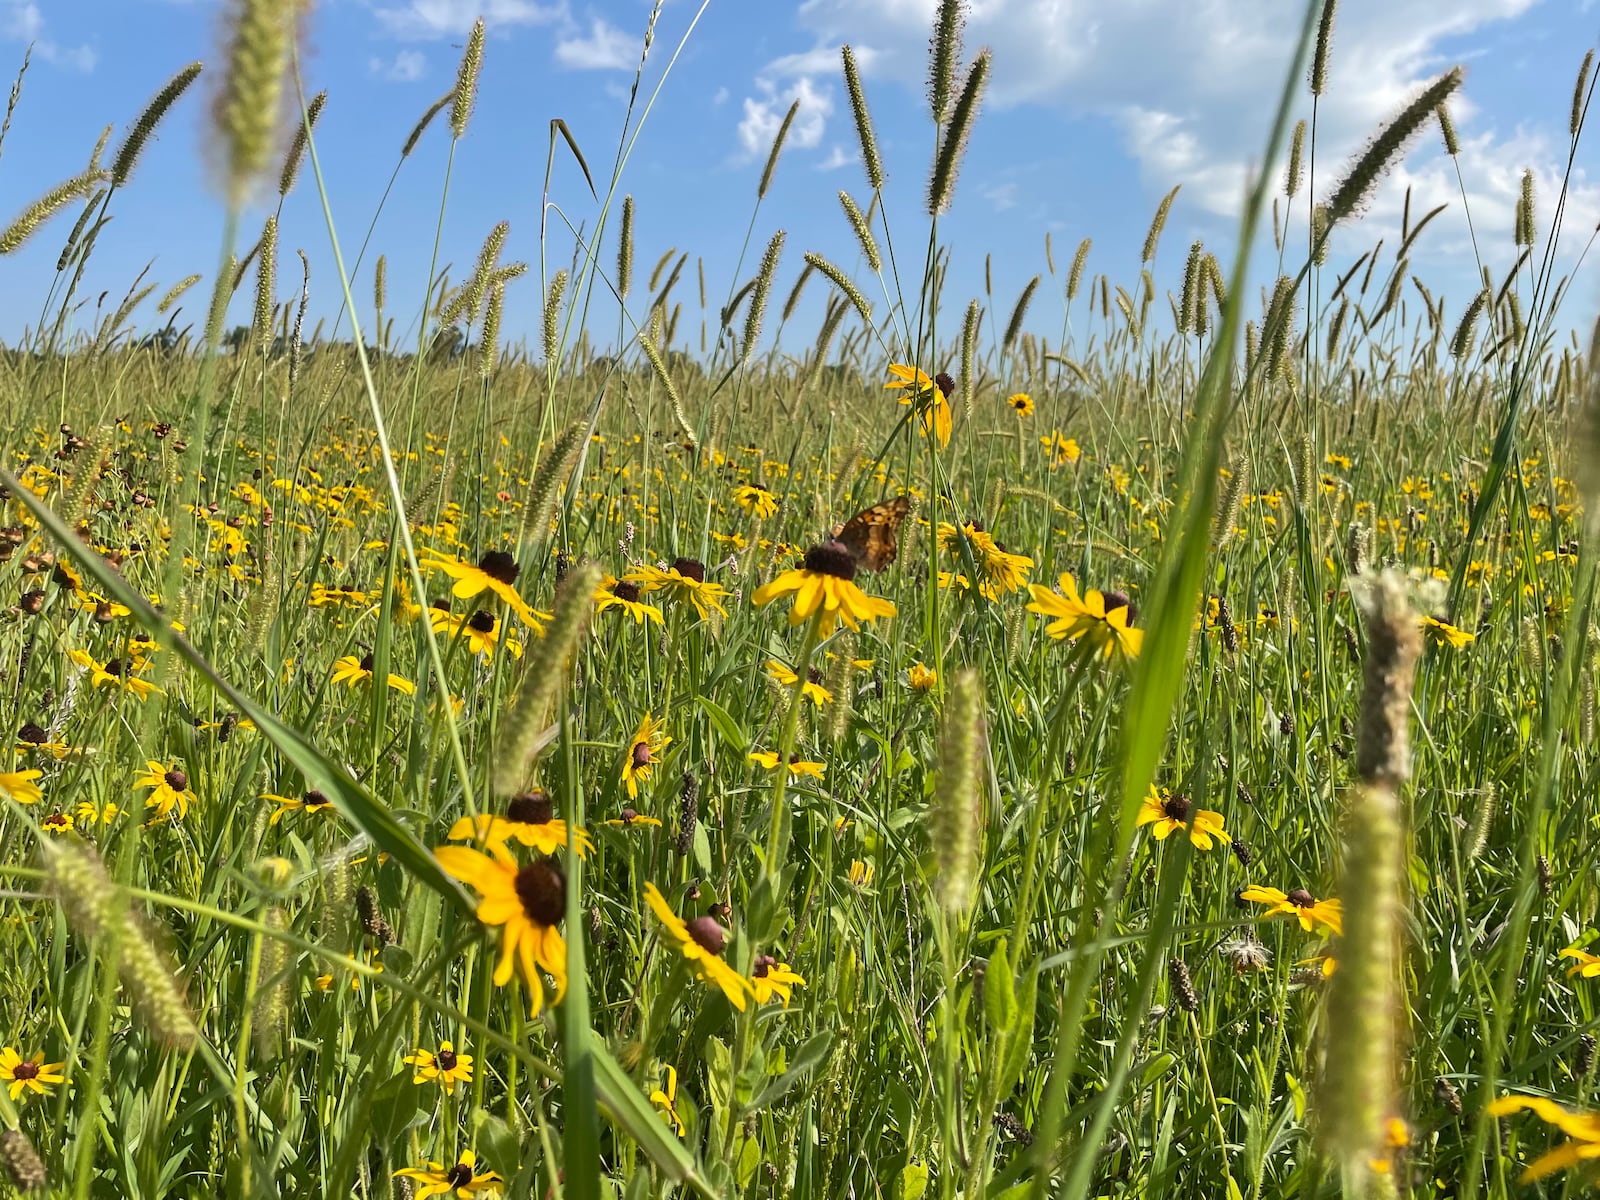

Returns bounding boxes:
[834,495,910,573]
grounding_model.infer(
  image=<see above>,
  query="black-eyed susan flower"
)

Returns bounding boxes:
[393,1148,505,1198]
[594,575,663,625]
[605,808,664,828]
[0,1048,63,1101]
[749,955,806,1007]
[643,882,751,1011]
[40,811,72,835]
[884,363,952,447]
[448,789,593,856]
[766,660,832,706]
[626,558,729,620]
[432,606,523,660]
[16,723,73,759]
[67,649,164,700]
[1486,1094,1600,1182]
[135,761,194,822]
[434,845,566,1015]
[907,663,938,692]
[748,750,825,780]
[331,653,417,695]
[752,541,897,635]
[733,483,779,520]
[1008,392,1034,417]
[0,769,42,805]
[74,800,118,828]
[403,1041,474,1095]
[1422,615,1475,648]
[1561,946,1600,978]
[417,547,546,631]
[1040,431,1081,466]
[264,789,336,826]
[848,860,874,888]
[1239,885,1343,936]
[621,713,670,800]
[650,1065,685,1137]
[1026,574,1143,661]
[1136,788,1231,850]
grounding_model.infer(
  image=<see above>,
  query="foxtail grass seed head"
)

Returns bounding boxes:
[1327,67,1463,227]
[781,260,814,323]
[1582,667,1596,748]
[252,907,291,1060]
[479,280,503,379]
[825,637,855,742]
[638,321,696,448]
[1003,275,1040,355]
[0,1130,46,1194]
[41,839,118,942]
[1262,274,1298,379]
[119,911,200,1048]
[742,229,784,361]
[1515,169,1536,248]
[0,169,107,255]
[927,50,989,217]
[1067,238,1091,303]
[618,194,635,298]
[157,273,202,315]
[1449,288,1487,360]
[1437,103,1460,157]
[451,19,485,140]
[927,0,966,125]
[1309,0,1338,95]
[1576,318,1600,531]
[960,298,981,416]
[113,62,203,188]
[212,0,297,205]
[1345,521,1369,575]
[841,45,883,190]
[1285,119,1307,199]
[759,99,800,200]
[543,268,568,364]
[804,251,873,325]
[931,667,985,919]
[1213,455,1248,549]
[252,213,277,352]
[839,191,880,272]
[278,87,325,198]
[1351,570,1424,791]
[493,559,602,795]
[1465,784,1496,862]
[518,420,586,555]
[54,190,102,273]
[1295,432,1315,512]
[1574,50,1595,139]
[1178,240,1205,335]
[1519,616,1545,676]
[1141,185,1180,264]
[403,91,452,157]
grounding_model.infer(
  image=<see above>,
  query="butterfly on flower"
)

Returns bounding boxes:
[831,495,911,574]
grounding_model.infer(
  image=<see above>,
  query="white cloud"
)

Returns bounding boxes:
[2,1,96,72]
[374,0,567,40]
[737,74,833,161]
[556,17,633,70]
[789,0,1596,282]
[712,86,729,106]
[982,181,1020,212]
[369,49,427,81]
[817,144,855,171]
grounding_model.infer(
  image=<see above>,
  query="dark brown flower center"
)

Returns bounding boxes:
[431,597,452,612]
[612,580,641,603]
[468,610,496,634]
[670,557,706,583]
[1101,591,1137,622]
[632,740,653,768]
[934,371,955,399]
[103,658,126,677]
[1162,794,1191,822]
[513,860,565,926]
[164,770,188,792]
[686,915,726,956]
[304,789,328,809]
[478,550,520,586]
[358,653,375,673]
[1287,887,1316,909]
[803,540,857,581]
[436,1047,458,1071]
[752,953,775,978]
[445,1162,474,1188]
[17,723,46,745]
[507,790,553,825]
[11,1061,37,1081]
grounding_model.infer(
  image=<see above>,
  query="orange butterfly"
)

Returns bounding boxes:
[832,495,911,573]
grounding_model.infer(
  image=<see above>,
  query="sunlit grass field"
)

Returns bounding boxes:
[1,2,1599,1197]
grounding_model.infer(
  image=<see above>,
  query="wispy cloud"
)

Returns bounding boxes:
[555,18,633,71]
[373,0,566,40]
[2,1,96,72]
[369,49,427,82]
[737,75,832,161]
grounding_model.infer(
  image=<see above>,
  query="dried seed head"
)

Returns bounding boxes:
[450,19,486,140]
[1465,784,1496,862]
[1433,1076,1463,1116]
[0,1130,46,1193]
[355,885,394,946]
[617,194,635,299]
[1168,957,1200,1011]
[278,88,326,198]
[758,100,800,200]
[1578,1033,1597,1076]
[212,0,298,206]
[675,771,700,858]
[1309,0,1338,96]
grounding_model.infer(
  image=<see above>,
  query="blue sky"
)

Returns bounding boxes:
[0,0,1596,358]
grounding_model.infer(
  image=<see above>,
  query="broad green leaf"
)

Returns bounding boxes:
[984,937,1017,1033]
[747,1030,835,1113]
